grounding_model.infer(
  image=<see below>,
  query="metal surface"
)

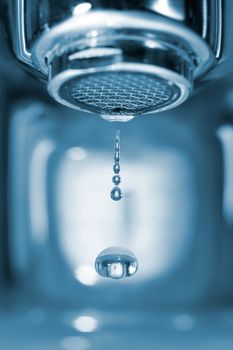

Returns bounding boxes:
[40,10,211,119]
[8,0,223,66]
[32,11,214,77]
[188,0,223,58]
[8,0,33,67]
[60,72,181,119]
[47,32,193,120]
[50,66,191,121]
[6,0,222,119]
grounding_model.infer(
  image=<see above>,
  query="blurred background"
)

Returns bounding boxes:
[1,1,233,349]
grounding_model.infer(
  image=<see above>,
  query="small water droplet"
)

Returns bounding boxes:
[95,247,138,279]
[113,163,120,174]
[112,175,121,185]
[100,115,135,122]
[114,151,120,162]
[110,186,122,201]
[115,142,120,151]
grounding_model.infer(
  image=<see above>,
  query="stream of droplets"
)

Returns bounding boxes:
[111,130,122,201]
[94,130,138,280]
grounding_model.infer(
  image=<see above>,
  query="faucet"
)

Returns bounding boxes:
[7,0,222,121]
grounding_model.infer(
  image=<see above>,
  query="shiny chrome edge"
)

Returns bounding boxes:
[201,0,223,59]
[213,0,223,59]
[50,41,193,83]
[47,63,192,118]
[202,0,208,39]
[13,0,33,67]
[32,10,216,78]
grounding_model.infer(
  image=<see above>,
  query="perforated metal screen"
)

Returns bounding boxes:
[59,71,181,116]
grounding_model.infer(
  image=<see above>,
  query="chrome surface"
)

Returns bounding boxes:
[6,0,222,118]
[211,0,223,58]
[32,11,213,77]
[191,0,223,59]
[48,40,193,120]
[9,0,33,67]
[38,10,211,118]
[8,0,223,65]
[59,72,181,118]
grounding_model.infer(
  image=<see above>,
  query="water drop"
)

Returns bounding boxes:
[95,247,138,279]
[112,175,121,185]
[115,142,120,151]
[114,151,120,162]
[113,163,120,174]
[110,186,122,201]
[100,115,135,122]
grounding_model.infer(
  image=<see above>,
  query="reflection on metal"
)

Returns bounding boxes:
[72,2,92,16]
[213,0,223,59]
[202,0,208,39]
[29,139,55,244]
[12,0,33,66]
[40,11,212,117]
[8,0,222,116]
[217,125,233,226]
[149,0,185,21]
[9,103,47,275]
[202,0,223,59]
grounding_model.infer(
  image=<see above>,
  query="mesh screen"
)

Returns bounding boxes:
[60,71,180,116]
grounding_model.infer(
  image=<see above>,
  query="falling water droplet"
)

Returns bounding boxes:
[115,141,120,151]
[114,151,120,162]
[110,130,123,200]
[110,186,122,201]
[113,163,120,174]
[112,175,121,185]
[95,247,138,279]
